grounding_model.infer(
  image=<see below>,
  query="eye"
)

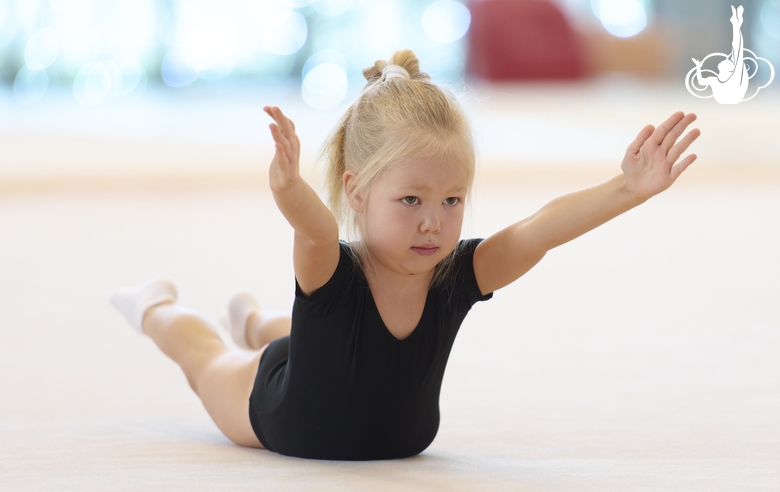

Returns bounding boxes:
[402,196,419,205]
[443,197,460,205]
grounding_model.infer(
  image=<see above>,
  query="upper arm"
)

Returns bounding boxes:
[293,232,341,296]
[473,218,547,296]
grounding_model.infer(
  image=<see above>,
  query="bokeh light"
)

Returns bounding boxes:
[421,0,471,44]
[302,63,348,110]
[14,67,48,105]
[761,0,780,40]
[161,46,200,88]
[176,10,236,74]
[106,52,146,97]
[593,0,647,38]
[302,50,348,78]
[24,27,61,70]
[73,61,111,104]
[263,11,307,56]
[0,3,17,49]
[12,0,43,32]
[1,0,470,104]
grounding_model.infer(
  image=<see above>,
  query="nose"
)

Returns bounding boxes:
[419,205,442,234]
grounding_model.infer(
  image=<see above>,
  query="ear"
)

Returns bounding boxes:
[343,170,362,212]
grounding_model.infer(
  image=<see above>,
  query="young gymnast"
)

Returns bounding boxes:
[109,49,701,461]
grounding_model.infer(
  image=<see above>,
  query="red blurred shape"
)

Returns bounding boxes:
[467,0,587,80]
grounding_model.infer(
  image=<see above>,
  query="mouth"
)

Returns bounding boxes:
[410,245,439,256]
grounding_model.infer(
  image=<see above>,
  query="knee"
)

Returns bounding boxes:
[164,307,204,329]
[148,307,216,341]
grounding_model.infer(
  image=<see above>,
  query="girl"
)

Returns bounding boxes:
[109,49,700,461]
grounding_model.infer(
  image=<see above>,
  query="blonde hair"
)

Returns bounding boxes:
[322,49,476,288]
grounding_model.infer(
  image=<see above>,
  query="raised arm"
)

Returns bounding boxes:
[264,106,340,295]
[473,111,701,295]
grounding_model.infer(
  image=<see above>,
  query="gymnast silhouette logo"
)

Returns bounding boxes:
[685,5,774,104]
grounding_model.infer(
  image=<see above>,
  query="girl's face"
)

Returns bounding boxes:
[357,155,469,281]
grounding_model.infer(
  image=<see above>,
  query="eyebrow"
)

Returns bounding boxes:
[400,185,467,194]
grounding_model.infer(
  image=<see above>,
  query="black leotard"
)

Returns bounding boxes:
[248,239,492,460]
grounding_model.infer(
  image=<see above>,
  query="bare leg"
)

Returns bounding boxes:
[223,292,291,350]
[142,302,265,448]
[245,311,291,350]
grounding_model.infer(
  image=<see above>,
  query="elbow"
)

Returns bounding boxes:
[315,220,341,247]
[296,217,339,249]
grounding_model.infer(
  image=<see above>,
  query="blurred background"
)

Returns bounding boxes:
[1,0,779,103]
[1,0,778,191]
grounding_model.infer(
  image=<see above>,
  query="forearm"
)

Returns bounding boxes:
[272,178,339,245]
[526,174,645,253]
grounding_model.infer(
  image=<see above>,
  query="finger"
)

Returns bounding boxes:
[661,113,697,152]
[269,129,289,166]
[266,106,299,154]
[670,153,697,181]
[265,106,284,125]
[263,106,284,125]
[650,111,685,146]
[268,122,287,146]
[667,128,701,164]
[269,107,296,138]
[265,106,288,130]
[269,123,294,159]
[627,124,655,154]
[274,141,290,167]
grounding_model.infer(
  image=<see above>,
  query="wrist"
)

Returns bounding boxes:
[616,174,649,206]
[270,173,303,194]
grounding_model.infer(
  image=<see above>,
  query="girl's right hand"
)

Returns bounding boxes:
[264,106,301,192]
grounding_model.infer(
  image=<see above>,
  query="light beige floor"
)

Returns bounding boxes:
[1,177,778,491]
[1,80,779,490]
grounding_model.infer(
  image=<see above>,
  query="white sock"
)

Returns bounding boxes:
[109,278,178,333]
[220,292,260,349]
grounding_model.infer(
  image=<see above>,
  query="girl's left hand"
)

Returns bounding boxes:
[621,111,701,202]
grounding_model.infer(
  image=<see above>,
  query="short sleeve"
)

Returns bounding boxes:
[294,241,357,317]
[451,238,493,309]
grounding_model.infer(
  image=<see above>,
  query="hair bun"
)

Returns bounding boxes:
[362,50,431,84]
[362,60,386,83]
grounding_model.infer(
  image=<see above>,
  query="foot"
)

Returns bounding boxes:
[221,292,261,349]
[109,278,178,334]
[221,293,291,350]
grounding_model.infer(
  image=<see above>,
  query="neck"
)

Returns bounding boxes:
[355,242,435,293]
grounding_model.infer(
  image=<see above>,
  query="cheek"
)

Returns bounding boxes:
[363,203,405,238]
[446,206,465,227]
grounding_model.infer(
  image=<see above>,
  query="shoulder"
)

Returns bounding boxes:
[439,238,492,304]
[331,240,362,283]
[454,238,484,256]
[448,238,485,272]
[295,240,360,304]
